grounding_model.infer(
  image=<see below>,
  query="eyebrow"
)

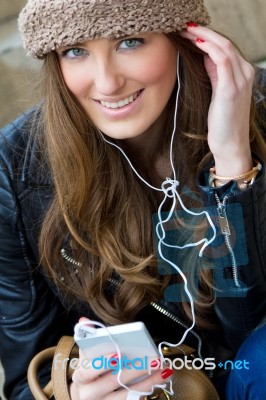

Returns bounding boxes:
[108,35,139,42]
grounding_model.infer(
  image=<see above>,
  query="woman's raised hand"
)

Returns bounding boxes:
[181,24,255,176]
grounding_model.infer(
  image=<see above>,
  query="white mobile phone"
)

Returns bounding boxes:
[74,321,159,360]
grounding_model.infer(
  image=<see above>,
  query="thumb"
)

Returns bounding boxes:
[75,317,96,339]
[78,317,96,330]
[76,317,96,358]
[79,317,94,324]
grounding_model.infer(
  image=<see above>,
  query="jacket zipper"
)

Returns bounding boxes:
[150,301,191,330]
[150,302,203,355]
[61,248,82,267]
[215,193,240,288]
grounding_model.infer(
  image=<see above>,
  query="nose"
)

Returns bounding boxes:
[93,58,125,95]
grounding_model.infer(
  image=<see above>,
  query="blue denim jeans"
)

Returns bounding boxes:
[225,323,266,399]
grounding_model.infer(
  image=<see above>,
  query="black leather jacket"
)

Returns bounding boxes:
[0,69,266,400]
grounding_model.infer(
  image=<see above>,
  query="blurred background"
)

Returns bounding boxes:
[0,0,266,398]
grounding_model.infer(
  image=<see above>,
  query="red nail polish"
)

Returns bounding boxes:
[196,38,205,43]
[187,22,198,27]
[161,368,174,379]
[109,353,119,366]
[150,358,161,368]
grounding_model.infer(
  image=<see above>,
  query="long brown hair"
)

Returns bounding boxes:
[38,32,266,328]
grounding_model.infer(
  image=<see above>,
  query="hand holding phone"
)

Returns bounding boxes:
[71,320,172,400]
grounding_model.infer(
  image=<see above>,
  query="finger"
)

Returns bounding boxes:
[186,25,252,88]
[196,41,236,93]
[72,352,155,388]
[186,25,237,52]
[72,351,120,385]
[129,368,172,393]
[179,31,197,41]
[181,27,250,85]
[73,317,99,384]
[107,368,173,400]
[197,40,255,94]
[84,357,164,398]
[184,27,240,88]
[75,367,152,399]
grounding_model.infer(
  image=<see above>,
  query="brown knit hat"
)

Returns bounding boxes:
[18,0,211,59]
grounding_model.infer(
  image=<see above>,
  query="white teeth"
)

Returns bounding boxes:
[100,91,140,109]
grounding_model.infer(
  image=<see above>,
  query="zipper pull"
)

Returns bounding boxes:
[216,196,231,236]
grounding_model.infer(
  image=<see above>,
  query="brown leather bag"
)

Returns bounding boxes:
[27,336,220,400]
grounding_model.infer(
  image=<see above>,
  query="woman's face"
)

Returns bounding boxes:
[57,32,177,142]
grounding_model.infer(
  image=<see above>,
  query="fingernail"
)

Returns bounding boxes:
[79,317,89,322]
[109,353,119,366]
[187,22,198,27]
[161,368,174,379]
[196,38,205,43]
[150,358,161,368]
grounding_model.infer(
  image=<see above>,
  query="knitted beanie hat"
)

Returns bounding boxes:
[18,0,211,59]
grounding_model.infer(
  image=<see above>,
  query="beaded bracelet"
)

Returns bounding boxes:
[209,160,262,190]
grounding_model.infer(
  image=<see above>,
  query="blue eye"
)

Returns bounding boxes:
[118,39,144,50]
[62,48,86,59]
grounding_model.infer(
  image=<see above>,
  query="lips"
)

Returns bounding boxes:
[97,90,143,109]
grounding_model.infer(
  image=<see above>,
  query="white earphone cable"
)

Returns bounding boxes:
[92,52,216,397]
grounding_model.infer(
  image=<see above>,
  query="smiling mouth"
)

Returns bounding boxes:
[98,90,143,109]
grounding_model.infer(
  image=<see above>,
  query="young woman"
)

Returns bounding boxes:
[0,0,266,399]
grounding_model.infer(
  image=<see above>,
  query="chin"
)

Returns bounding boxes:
[99,126,148,141]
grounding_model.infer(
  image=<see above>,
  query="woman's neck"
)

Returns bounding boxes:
[121,107,169,162]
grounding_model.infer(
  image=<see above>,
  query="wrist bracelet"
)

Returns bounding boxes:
[212,176,256,190]
[209,160,262,189]
[209,160,262,181]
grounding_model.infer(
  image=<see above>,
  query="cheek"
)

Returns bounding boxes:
[60,65,90,99]
[136,53,176,90]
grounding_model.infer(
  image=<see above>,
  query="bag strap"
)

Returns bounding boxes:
[51,336,77,400]
[27,346,56,400]
[28,337,78,400]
